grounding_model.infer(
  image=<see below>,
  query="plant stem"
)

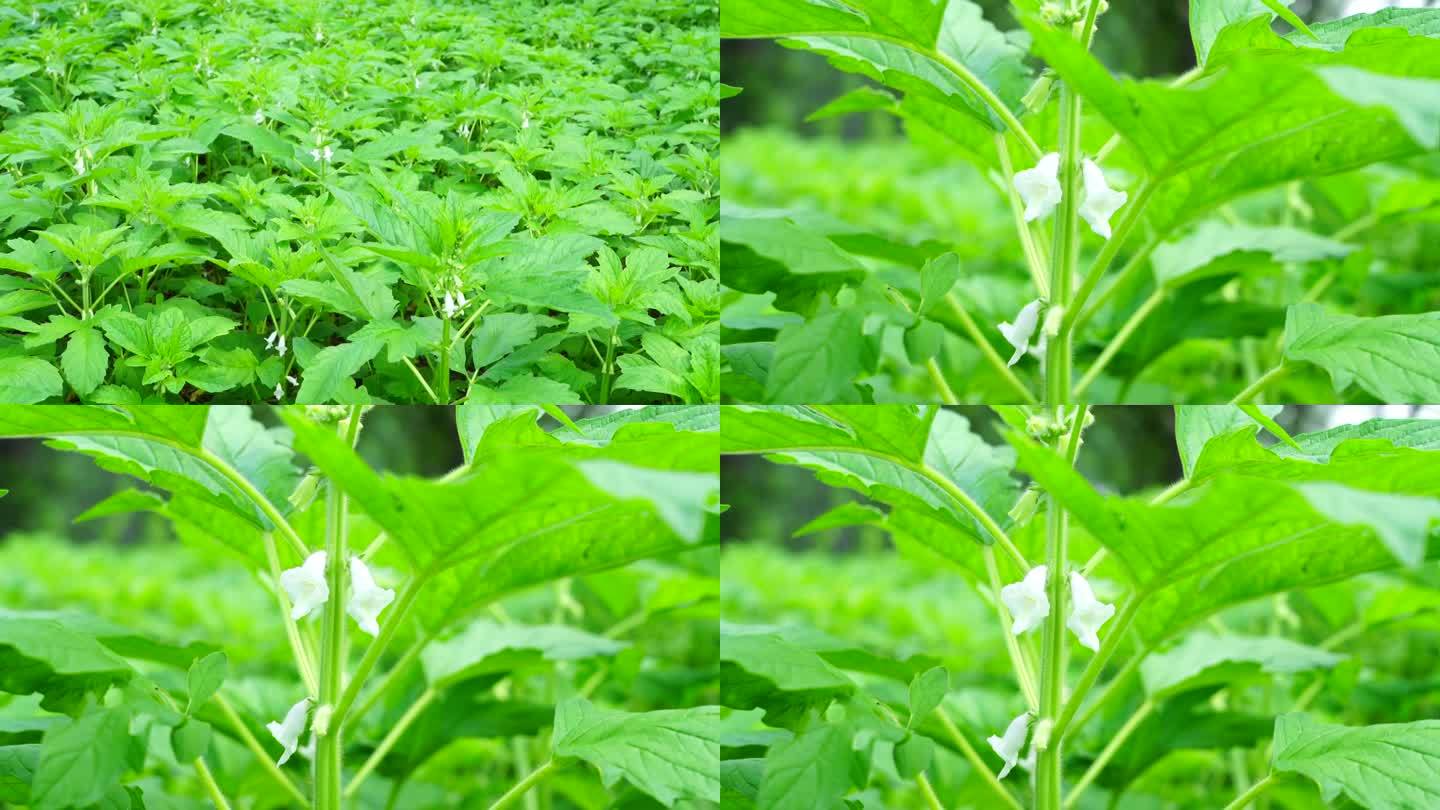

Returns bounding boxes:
[1063,699,1152,808]
[936,708,1025,810]
[1072,288,1165,398]
[1070,236,1159,337]
[926,358,960,404]
[1051,594,1144,742]
[1221,774,1277,810]
[1046,84,1083,407]
[437,316,452,403]
[1065,646,1145,736]
[1065,183,1157,337]
[1229,364,1288,404]
[944,293,1037,404]
[344,688,436,798]
[333,576,426,728]
[488,760,558,810]
[401,358,442,404]
[347,635,430,725]
[1037,473,1070,809]
[214,693,310,807]
[984,547,1041,710]
[917,773,945,810]
[194,757,233,810]
[316,454,350,809]
[598,325,618,404]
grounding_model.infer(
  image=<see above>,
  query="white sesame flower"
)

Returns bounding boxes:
[988,712,1032,780]
[1000,565,1050,635]
[441,291,457,318]
[314,27,324,42]
[520,110,530,130]
[274,381,284,400]
[1079,159,1127,239]
[253,109,265,125]
[1014,152,1061,221]
[72,150,85,175]
[266,698,311,765]
[998,299,1044,367]
[346,557,395,636]
[279,551,329,620]
[1067,572,1115,652]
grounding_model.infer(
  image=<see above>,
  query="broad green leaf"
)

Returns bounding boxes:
[470,313,546,368]
[185,652,227,715]
[1282,303,1440,402]
[721,625,855,696]
[421,620,625,688]
[1293,483,1440,568]
[907,666,948,727]
[484,234,611,319]
[1272,713,1440,808]
[764,309,871,403]
[1276,418,1440,458]
[170,719,211,761]
[918,252,960,317]
[1150,222,1352,289]
[806,86,897,122]
[1024,14,1440,233]
[722,0,1032,131]
[1300,8,1440,47]
[283,410,717,627]
[0,357,62,403]
[893,732,934,779]
[0,744,39,804]
[60,327,107,396]
[792,502,885,537]
[1010,434,1440,643]
[756,725,852,810]
[296,339,383,404]
[552,698,719,804]
[1190,0,1310,65]
[722,406,1019,553]
[1317,66,1440,149]
[0,612,133,715]
[720,206,866,311]
[1140,632,1342,698]
[1174,404,1281,478]
[30,706,130,810]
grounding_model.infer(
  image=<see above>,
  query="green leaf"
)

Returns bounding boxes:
[1140,632,1342,698]
[893,732,934,779]
[30,706,130,810]
[1174,405,1282,478]
[1301,8,1440,47]
[765,309,871,403]
[792,502,885,538]
[1272,713,1440,808]
[485,234,611,319]
[421,620,625,688]
[552,698,719,804]
[806,86,897,122]
[1150,222,1352,289]
[757,725,852,810]
[720,206,866,311]
[0,744,39,804]
[723,0,1032,131]
[1282,303,1440,402]
[0,613,133,715]
[184,652,227,715]
[1315,66,1440,149]
[0,358,62,403]
[1293,483,1440,568]
[907,666,948,728]
[60,327,107,397]
[296,339,384,404]
[1189,0,1310,66]
[918,253,960,317]
[470,313,545,368]
[170,718,211,761]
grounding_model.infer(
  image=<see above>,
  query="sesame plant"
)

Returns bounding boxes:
[720,404,1440,809]
[0,0,719,405]
[720,1,1440,404]
[0,404,722,808]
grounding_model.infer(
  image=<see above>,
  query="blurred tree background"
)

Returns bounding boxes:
[720,405,1440,549]
[721,0,1428,133]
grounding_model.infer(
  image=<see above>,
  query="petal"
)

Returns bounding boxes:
[1014,153,1063,222]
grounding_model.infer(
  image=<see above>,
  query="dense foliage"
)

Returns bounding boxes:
[720,404,1440,809]
[0,0,719,405]
[720,1,1440,404]
[0,404,721,808]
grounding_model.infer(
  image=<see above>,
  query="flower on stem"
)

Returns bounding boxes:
[346,557,395,636]
[252,109,265,125]
[274,374,297,402]
[266,697,312,765]
[1014,152,1061,221]
[309,145,334,163]
[279,551,328,620]
[265,330,287,357]
[520,109,530,130]
[1066,572,1115,651]
[987,711,1033,779]
[1079,159,1127,239]
[998,299,1044,366]
[1000,564,1050,635]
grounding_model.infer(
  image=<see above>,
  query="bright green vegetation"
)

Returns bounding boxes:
[720,1,1440,404]
[0,404,721,808]
[0,0,719,405]
[720,404,1440,809]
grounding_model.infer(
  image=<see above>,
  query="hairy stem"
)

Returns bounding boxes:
[985,547,1041,710]
[1221,774,1277,810]
[1052,594,1145,742]
[333,576,426,728]
[488,760,559,810]
[315,470,350,809]
[347,634,431,725]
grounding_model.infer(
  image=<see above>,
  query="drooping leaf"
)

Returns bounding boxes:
[1272,713,1440,808]
[421,620,626,688]
[552,698,720,804]
[1282,304,1440,402]
[0,612,133,715]
[1140,632,1343,698]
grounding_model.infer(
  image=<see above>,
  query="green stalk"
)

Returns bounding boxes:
[346,635,431,725]
[436,316,452,403]
[1230,364,1288,404]
[598,325,618,405]
[488,760,559,810]
[214,693,310,807]
[315,458,350,808]
[935,710,1025,810]
[1221,774,1277,810]
[917,774,945,810]
[344,688,436,798]
[1063,699,1153,807]
[1037,474,1070,810]
[984,547,1040,711]
[1046,84,1083,406]
[1073,288,1165,398]
[194,757,234,810]
[332,576,426,727]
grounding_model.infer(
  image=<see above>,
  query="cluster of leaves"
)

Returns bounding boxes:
[0,404,722,807]
[0,0,719,405]
[720,404,1440,808]
[719,1,1440,403]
